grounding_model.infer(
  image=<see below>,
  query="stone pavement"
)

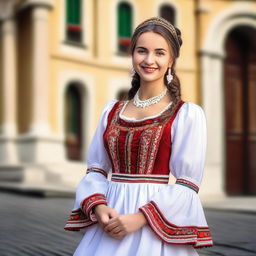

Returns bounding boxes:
[0,192,256,256]
[201,196,256,214]
[0,192,81,256]
[199,209,256,256]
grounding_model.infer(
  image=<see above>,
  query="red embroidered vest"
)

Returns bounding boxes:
[103,101,184,177]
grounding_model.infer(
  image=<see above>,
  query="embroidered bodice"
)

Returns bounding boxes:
[103,101,184,176]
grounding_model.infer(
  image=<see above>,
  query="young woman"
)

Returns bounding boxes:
[65,17,213,256]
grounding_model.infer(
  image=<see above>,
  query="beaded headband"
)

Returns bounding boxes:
[133,17,181,56]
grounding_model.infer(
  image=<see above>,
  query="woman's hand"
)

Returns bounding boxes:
[94,204,119,228]
[104,212,147,239]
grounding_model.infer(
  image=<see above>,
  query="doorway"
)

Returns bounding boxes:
[224,26,256,195]
[65,83,83,160]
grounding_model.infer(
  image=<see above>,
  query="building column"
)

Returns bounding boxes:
[0,18,18,163]
[201,52,226,198]
[17,2,66,163]
[29,6,50,135]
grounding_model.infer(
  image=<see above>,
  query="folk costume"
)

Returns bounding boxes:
[65,99,213,256]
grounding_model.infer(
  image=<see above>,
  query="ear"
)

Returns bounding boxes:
[168,59,174,68]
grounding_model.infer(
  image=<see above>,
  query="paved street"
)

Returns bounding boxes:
[0,192,255,256]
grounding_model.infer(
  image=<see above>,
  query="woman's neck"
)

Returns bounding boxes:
[138,80,166,100]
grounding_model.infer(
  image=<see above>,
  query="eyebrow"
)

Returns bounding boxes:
[136,46,167,52]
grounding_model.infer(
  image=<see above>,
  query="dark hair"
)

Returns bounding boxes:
[127,17,183,121]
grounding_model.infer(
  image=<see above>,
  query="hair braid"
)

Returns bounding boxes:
[128,72,140,100]
[159,63,182,121]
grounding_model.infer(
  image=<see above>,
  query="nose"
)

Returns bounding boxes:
[144,53,154,65]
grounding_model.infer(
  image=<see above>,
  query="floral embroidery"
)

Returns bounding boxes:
[138,129,152,174]
[125,131,134,173]
[106,127,120,173]
[146,124,166,174]
[104,101,171,175]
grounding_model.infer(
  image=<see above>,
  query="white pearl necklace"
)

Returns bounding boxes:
[133,88,168,108]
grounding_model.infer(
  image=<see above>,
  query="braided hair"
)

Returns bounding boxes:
[128,17,183,121]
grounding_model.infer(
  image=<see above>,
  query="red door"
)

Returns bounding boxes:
[224,27,256,195]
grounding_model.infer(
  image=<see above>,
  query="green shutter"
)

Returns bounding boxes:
[66,0,72,24]
[66,0,81,25]
[118,2,132,38]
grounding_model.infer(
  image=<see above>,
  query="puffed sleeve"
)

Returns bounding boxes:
[65,100,117,231]
[139,102,213,248]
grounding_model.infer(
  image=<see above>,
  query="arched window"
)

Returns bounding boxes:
[66,0,82,43]
[117,2,133,54]
[160,4,175,25]
[65,84,82,160]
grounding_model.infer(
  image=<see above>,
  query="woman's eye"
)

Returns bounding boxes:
[138,49,146,54]
[156,51,165,56]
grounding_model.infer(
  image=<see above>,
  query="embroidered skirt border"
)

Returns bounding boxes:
[139,201,213,248]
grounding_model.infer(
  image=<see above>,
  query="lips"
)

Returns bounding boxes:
[141,66,158,73]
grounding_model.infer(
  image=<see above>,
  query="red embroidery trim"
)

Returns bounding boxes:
[139,201,213,248]
[81,193,107,221]
[64,209,96,231]
[176,178,199,193]
[64,193,107,231]
[86,167,108,178]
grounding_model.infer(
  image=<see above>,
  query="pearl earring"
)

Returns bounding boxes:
[166,68,173,84]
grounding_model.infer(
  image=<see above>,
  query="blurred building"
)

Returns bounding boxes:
[0,0,255,196]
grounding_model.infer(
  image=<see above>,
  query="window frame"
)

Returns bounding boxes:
[117,1,133,55]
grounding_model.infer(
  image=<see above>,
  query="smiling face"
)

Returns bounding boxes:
[132,31,173,85]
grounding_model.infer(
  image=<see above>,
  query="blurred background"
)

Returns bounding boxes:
[0,0,255,197]
[0,0,256,255]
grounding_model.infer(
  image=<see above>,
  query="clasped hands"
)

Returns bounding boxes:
[94,204,147,240]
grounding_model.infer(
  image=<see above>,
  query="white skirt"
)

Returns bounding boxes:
[74,181,199,256]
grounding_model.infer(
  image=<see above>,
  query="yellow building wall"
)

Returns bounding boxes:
[198,0,256,48]
[1,0,254,134]
[47,0,200,134]
[46,0,255,135]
